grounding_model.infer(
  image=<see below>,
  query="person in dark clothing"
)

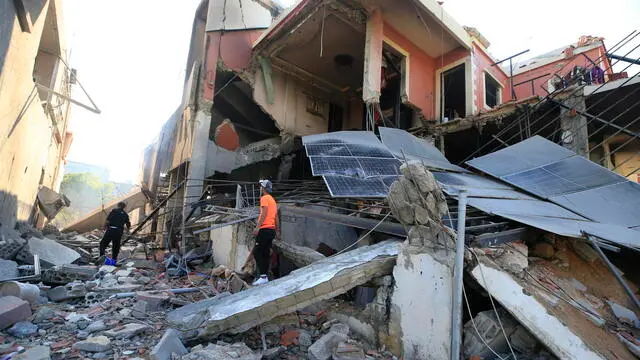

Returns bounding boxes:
[99,202,131,265]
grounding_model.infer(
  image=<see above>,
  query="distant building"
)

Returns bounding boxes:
[65,161,110,182]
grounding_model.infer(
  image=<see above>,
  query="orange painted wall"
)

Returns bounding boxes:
[382,23,437,119]
[203,30,265,101]
[510,45,612,100]
[440,46,469,69]
[472,43,510,110]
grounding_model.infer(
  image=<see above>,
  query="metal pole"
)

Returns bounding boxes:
[586,234,640,311]
[451,190,467,360]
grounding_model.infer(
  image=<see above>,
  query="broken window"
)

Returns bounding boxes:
[442,64,466,121]
[484,72,501,108]
[378,45,413,130]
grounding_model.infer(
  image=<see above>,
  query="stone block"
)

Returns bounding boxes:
[0,259,19,280]
[333,342,366,360]
[47,283,86,302]
[13,345,51,360]
[135,291,169,311]
[150,329,188,360]
[308,331,349,360]
[0,295,32,329]
[41,265,97,285]
[181,342,260,360]
[86,320,106,333]
[571,240,599,263]
[72,336,111,352]
[261,346,285,360]
[8,321,38,338]
[104,323,150,339]
[18,238,80,267]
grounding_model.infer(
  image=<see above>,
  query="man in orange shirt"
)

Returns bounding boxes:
[252,179,279,285]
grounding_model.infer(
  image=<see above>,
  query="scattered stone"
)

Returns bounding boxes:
[73,336,112,352]
[38,329,46,336]
[298,330,313,347]
[104,323,150,339]
[0,296,32,329]
[135,291,169,311]
[76,331,90,340]
[86,320,107,333]
[17,237,80,267]
[8,321,39,338]
[115,269,131,277]
[571,278,587,292]
[308,331,349,360]
[0,259,19,281]
[34,307,56,323]
[47,283,87,302]
[13,345,51,360]
[333,342,366,360]
[532,242,555,259]
[608,301,640,327]
[509,326,538,354]
[150,329,188,360]
[182,342,260,360]
[262,346,285,360]
[329,323,350,336]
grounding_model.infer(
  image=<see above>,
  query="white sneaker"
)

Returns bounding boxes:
[252,275,269,286]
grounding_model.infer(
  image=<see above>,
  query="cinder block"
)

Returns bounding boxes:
[0,296,32,329]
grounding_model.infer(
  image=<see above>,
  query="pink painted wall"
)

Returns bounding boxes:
[440,46,469,69]
[510,45,612,100]
[472,43,510,110]
[382,23,438,119]
[203,30,265,101]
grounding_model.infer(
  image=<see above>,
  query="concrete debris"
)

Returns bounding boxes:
[33,307,56,323]
[0,295,32,329]
[46,282,87,301]
[0,235,25,260]
[617,333,640,357]
[12,345,51,360]
[167,241,398,337]
[85,320,107,333]
[8,321,38,338]
[72,336,112,352]
[136,291,170,311]
[0,281,40,303]
[333,341,367,360]
[16,237,80,267]
[261,346,285,360]
[463,309,519,358]
[181,342,260,360]
[532,242,555,259]
[104,322,150,339]
[607,301,640,327]
[41,264,97,284]
[570,239,599,263]
[0,259,19,280]
[308,330,349,360]
[273,240,325,267]
[150,328,188,360]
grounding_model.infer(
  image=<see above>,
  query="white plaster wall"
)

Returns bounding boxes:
[253,68,330,136]
[390,250,452,360]
[210,225,235,267]
[470,264,604,359]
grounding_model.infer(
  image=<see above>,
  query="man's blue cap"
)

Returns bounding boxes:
[259,179,272,193]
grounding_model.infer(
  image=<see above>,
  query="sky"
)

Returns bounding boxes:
[63,0,640,184]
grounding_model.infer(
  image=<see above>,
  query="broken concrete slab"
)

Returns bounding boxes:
[16,237,80,267]
[72,336,112,352]
[135,291,169,311]
[333,342,366,360]
[182,342,260,360]
[274,240,325,267]
[0,259,19,280]
[150,329,188,360]
[308,330,349,360]
[0,295,32,329]
[41,264,97,285]
[13,345,51,360]
[167,241,399,337]
[8,321,38,338]
[47,282,87,302]
[104,323,150,339]
[470,263,603,359]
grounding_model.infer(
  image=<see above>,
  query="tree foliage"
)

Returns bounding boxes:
[52,173,118,228]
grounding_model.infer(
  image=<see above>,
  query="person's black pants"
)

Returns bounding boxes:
[254,228,276,276]
[99,227,124,259]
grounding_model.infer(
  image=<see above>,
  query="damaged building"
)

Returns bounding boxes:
[3,1,638,359]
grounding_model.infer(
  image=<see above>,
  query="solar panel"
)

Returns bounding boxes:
[467,136,575,177]
[305,144,351,157]
[308,156,364,177]
[346,144,395,158]
[358,158,401,177]
[323,175,388,198]
[378,127,466,172]
[433,172,535,200]
[467,135,640,232]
